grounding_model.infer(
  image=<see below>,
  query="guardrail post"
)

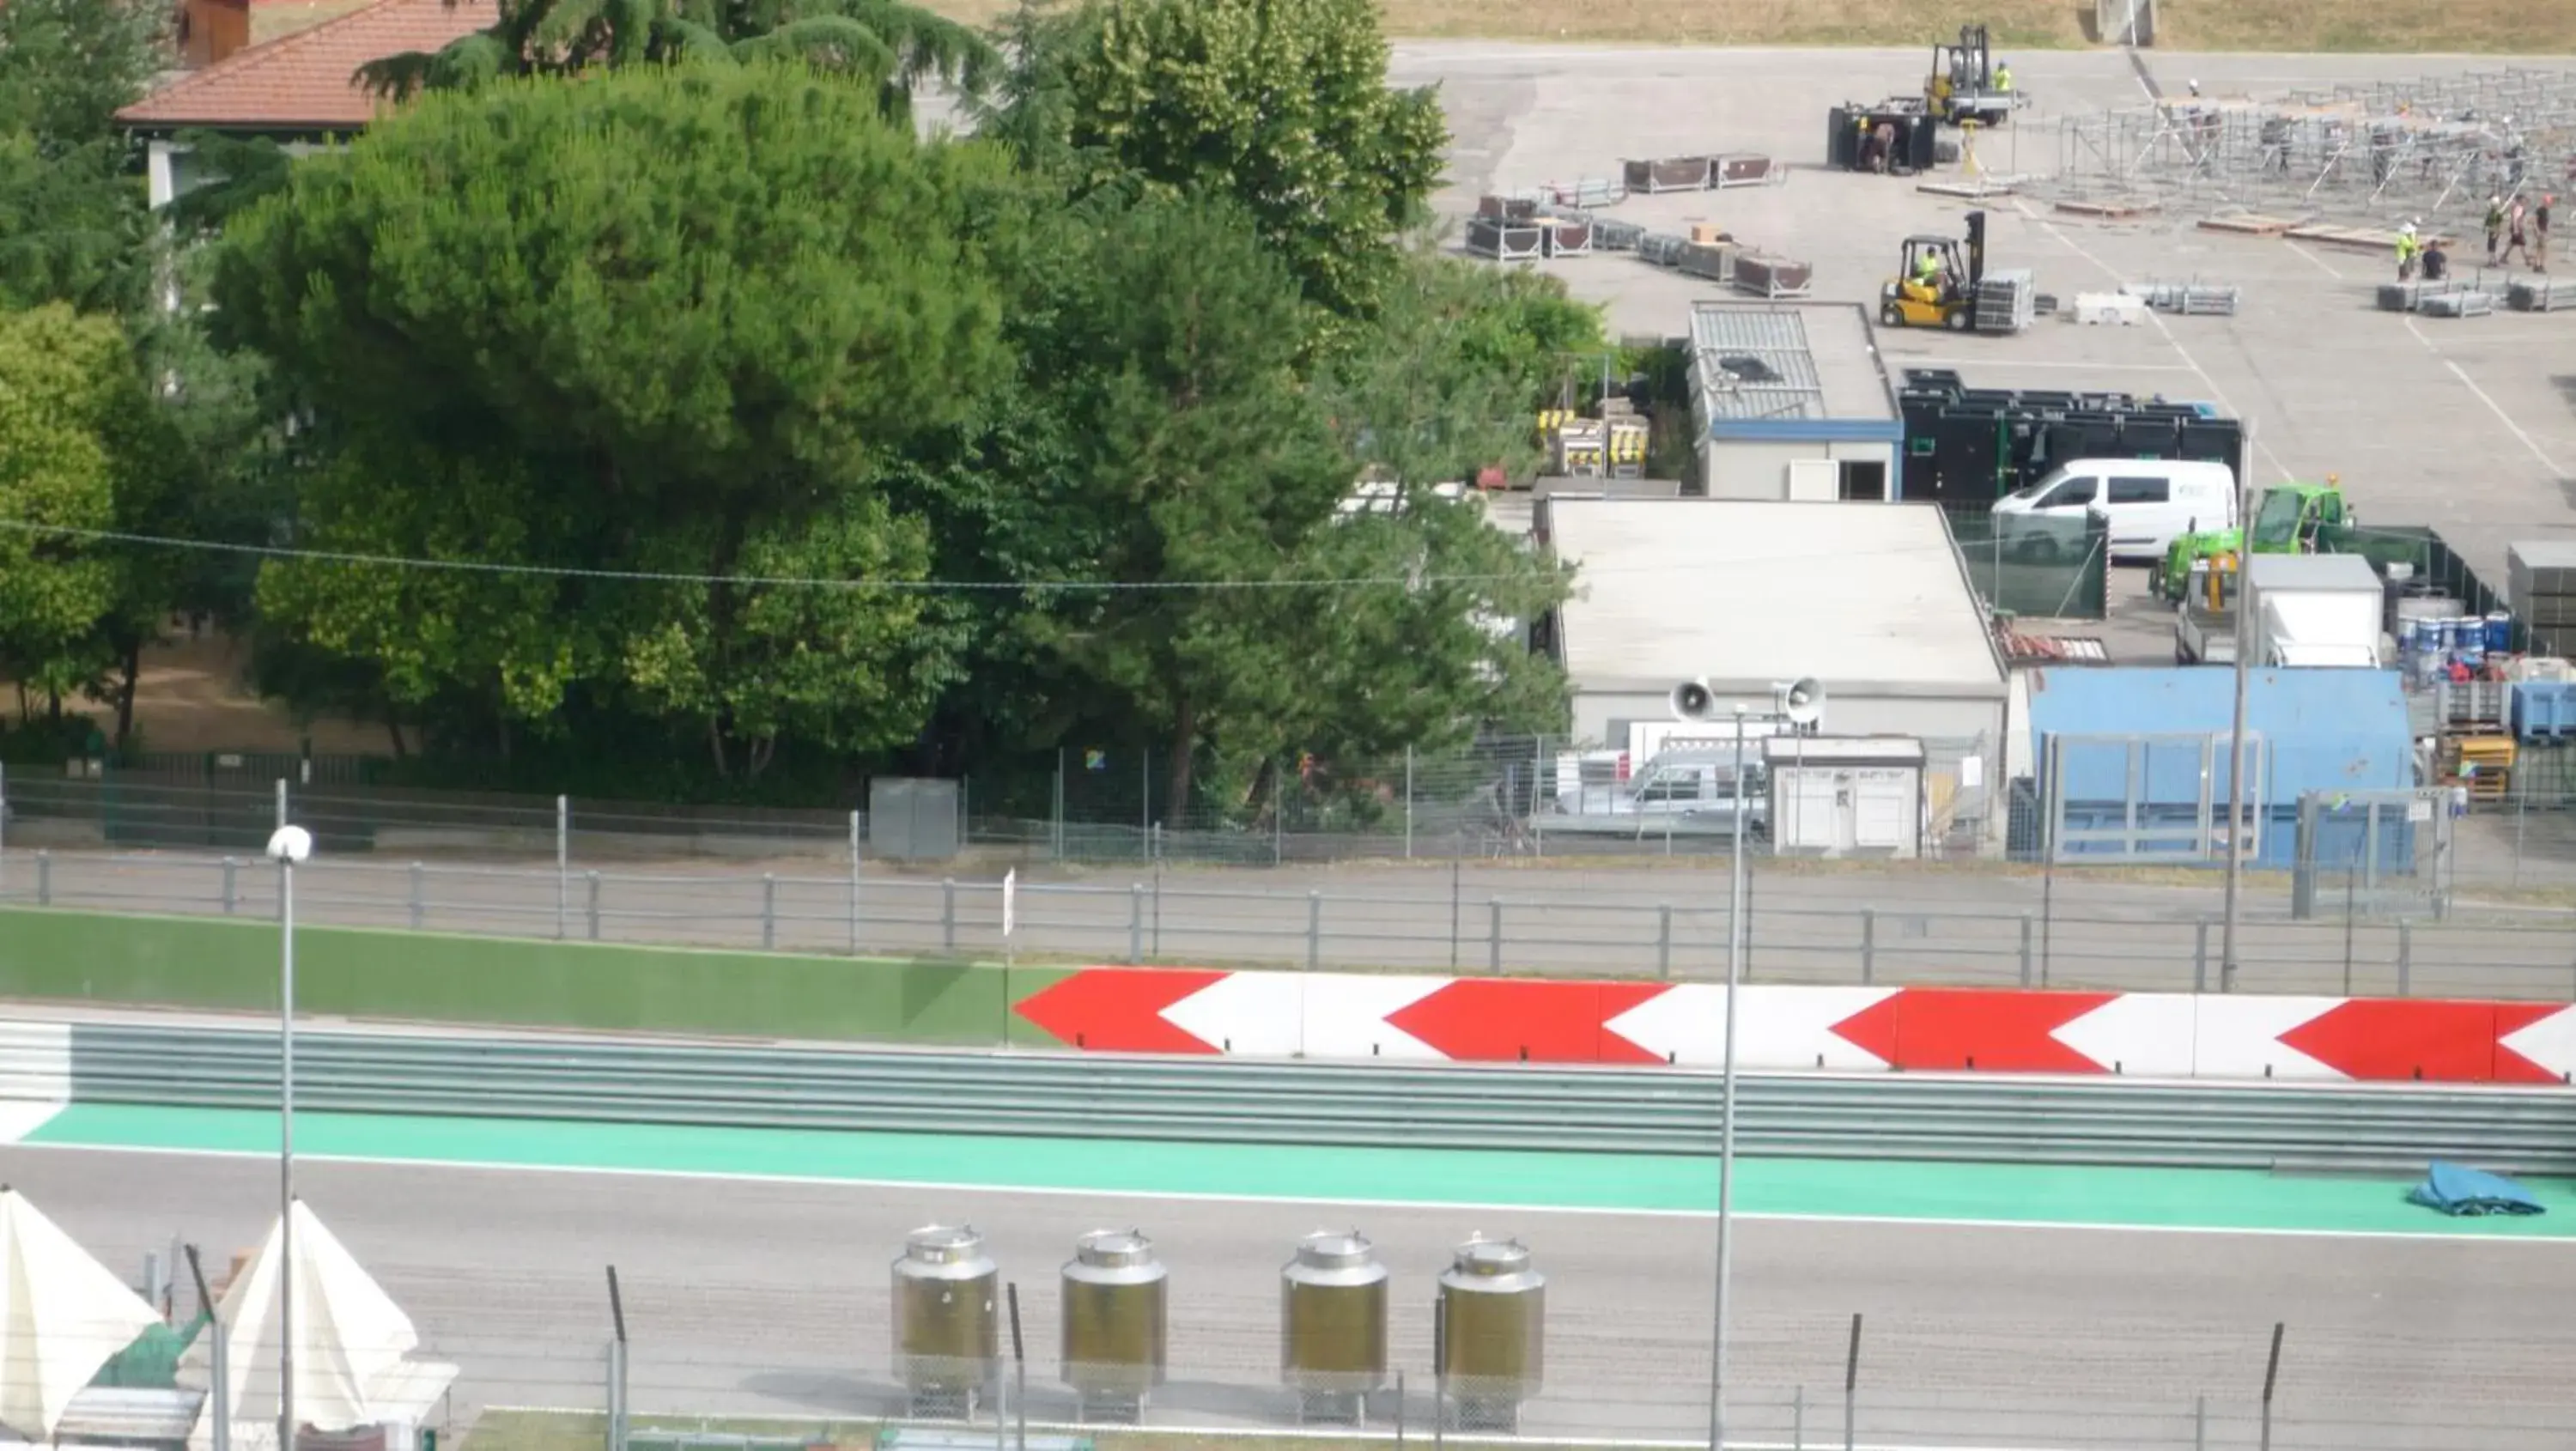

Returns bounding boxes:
[1306,891,1322,970]
[941,877,957,950]
[586,871,602,941]
[2397,921,2412,996]
[1657,905,1674,980]
[848,810,863,956]
[2194,919,2211,993]
[1127,884,1144,964]
[408,862,424,931]
[2018,913,2033,987]
[1860,910,1876,986]
[1792,1384,1805,1450]
[555,794,569,940]
[761,873,777,950]
[221,856,236,915]
[2192,1394,2206,1451]
[1488,897,1503,973]
[34,849,49,908]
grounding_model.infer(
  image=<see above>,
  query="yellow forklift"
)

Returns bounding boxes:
[1880,212,1990,331]
[1927,24,2022,128]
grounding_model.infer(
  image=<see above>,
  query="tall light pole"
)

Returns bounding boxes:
[2220,425,2257,992]
[266,824,313,1451]
[1708,702,1749,1451]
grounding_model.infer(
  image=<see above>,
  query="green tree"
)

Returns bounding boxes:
[1056,0,1444,322]
[0,306,125,718]
[361,0,998,118]
[1008,192,1350,812]
[217,64,1017,775]
[0,0,163,315]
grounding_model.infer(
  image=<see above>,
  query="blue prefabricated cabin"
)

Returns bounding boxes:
[2022,666,2413,869]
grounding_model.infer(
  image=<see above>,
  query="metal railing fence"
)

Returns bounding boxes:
[8,841,2576,1001]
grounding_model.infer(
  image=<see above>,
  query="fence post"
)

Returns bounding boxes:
[1792,1384,1804,1451]
[274,777,287,832]
[1306,890,1322,971]
[1657,905,1674,980]
[2194,918,2211,993]
[1273,756,1285,867]
[1860,909,1876,986]
[942,877,957,950]
[1128,884,1144,965]
[555,794,569,941]
[2397,920,2412,996]
[586,871,602,941]
[1842,1312,1862,1451]
[2259,1321,2284,1451]
[35,849,49,908]
[848,810,863,956]
[2018,913,2034,988]
[761,873,777,950]
[221,856,236,915]
[2193,1394,2206,1451]
[408,862,424,931]
[1488,897,1503,973]
[1449,856,1461,969]
[1404,745,1415,860]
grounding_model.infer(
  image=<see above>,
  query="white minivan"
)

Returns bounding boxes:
[1990,458,2237,562]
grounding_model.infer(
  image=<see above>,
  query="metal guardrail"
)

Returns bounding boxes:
[35,1021,2576,1173]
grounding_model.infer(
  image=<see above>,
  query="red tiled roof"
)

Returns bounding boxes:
[118,0,495,132]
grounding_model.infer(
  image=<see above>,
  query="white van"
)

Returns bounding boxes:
[1990,458,2236,562]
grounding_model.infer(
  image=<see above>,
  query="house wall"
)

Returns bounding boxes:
[1698,438,1899,501]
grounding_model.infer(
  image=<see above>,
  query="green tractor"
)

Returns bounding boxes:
[2155,479,2354,602]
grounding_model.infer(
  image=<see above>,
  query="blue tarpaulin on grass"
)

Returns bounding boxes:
[2408,1161,2545,1217]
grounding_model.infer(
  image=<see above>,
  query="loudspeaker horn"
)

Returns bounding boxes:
[1782,677,1826,728]
[1669,678,1717,721]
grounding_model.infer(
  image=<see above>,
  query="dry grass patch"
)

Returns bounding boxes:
[915,0,2576,52]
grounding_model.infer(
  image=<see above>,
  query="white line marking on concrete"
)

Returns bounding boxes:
[2403,315,2567,477]
[2010,200,2296,482]
[2282,240,2346,279]
[0,1102,64,1143]
[1892,356,2198,373]
[14,1138,2567,1247]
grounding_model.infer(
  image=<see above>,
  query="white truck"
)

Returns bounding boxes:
[2246,554,2385,668]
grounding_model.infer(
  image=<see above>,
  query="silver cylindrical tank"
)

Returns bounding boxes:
[1060,1229,1169,1404]
[891,1225,999,1399]
[1280,1230,1389,1395]
[1437,1236,1544,1430]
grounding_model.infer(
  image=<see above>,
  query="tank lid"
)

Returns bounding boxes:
[1451,1236,1532,1276]
[904,1224,986,1263]
[1295,1230,1376,1270]
[1074,1229,1155,1268]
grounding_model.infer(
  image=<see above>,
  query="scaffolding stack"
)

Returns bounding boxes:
[2038,67,2576,231]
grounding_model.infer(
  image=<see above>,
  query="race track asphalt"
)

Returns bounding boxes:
[12,1145,2574,1449]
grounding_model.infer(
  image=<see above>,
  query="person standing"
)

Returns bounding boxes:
[2500,199,2532,267]
[2396,222,2421,280]
[2537,195,2555,272]
[2484,196,2506,263]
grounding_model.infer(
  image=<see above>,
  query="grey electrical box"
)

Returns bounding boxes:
[869,778,962,861]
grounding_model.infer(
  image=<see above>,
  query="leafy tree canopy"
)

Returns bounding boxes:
[1054,0,1445,323]
[361,0,999,117]
[216,63,1018,775]
[0,305,126,707]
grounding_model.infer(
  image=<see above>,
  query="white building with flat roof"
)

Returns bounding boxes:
[1686,301,1903,502]
[1538,495,2009,752]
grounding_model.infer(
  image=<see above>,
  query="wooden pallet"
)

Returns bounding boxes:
[2056,197,2160,219]
[2196,213,2296,237]
[2284,222,2454,252]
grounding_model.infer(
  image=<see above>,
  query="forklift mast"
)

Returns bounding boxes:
[1965,209,1988,288]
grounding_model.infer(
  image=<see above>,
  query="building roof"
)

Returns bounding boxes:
[118,0,493,133]
[2245,553,2380,592]
[1544,498,2006,697]
[1687,302,1899,437]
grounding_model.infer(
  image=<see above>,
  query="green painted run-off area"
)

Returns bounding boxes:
[0,907,1072,1044]
[31,1102,2576,1238]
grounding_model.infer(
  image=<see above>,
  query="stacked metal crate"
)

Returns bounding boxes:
[1971,269,2038,332]
[2510,541,2576,657]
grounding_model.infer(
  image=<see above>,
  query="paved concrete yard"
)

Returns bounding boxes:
[1392,45,2576,587]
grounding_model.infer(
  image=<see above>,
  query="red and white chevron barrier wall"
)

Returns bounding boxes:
[1012,968,2576,1084]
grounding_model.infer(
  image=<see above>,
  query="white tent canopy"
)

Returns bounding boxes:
[0,1185,166,1440]
[179,1200,456,1451]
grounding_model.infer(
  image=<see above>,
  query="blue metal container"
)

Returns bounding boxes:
[2485,612,2513,655]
